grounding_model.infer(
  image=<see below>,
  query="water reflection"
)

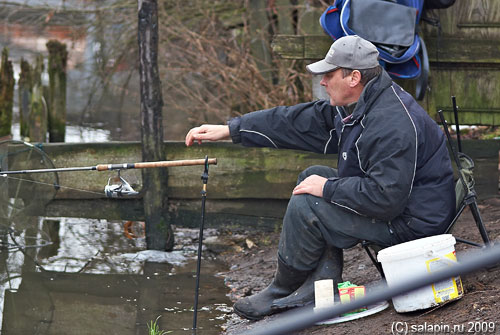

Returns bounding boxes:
[12,123,110,143]
[0,218,231,334]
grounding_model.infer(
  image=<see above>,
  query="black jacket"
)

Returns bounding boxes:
[228,70,455,242]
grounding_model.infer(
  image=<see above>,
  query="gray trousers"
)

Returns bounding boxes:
[278,165,401,272]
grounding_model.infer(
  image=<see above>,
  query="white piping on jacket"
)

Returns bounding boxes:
[331,105,367,214]
[331,201,365,216]
[324,128,335,154]
[240,129,278,149]
[391,85,417,198]
[355,115,367,174]
[335,107,345,148]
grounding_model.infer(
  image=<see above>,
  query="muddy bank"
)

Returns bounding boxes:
[213,197,500,335]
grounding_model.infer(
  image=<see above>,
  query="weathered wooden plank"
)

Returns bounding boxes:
[272,34,314,59]
[272,34,500,124]
[422,1,500,40]
[45,198,285,231]
[23,141,496,227]
[272,34,500,64]
[303,35,332,59]
[426,37,500,64]
[41,142,337,200]
[430,66,500,124]
[40,140,500,191]
[271,35,305,59]
[441,109,500,126]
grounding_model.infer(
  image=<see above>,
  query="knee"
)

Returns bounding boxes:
[287,194,309,214]
[284,194,318,227]
[297,165,334,184]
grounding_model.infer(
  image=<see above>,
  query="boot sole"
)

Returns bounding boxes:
[233,304,269,321]
[271,300,312,311]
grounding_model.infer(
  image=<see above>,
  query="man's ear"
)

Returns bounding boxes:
[350,70,362,87]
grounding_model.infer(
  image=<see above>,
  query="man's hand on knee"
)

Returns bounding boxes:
[292,175,327,197]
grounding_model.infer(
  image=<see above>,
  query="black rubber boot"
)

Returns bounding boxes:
[233,255,310,320]
[270,246,343,311]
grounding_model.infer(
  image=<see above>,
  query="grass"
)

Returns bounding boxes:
[147,316,172,335]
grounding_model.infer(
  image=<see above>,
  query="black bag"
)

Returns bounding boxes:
[424,0,456,9]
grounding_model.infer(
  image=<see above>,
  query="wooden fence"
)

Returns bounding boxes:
[25,141,500,231]
[268,0,500,124]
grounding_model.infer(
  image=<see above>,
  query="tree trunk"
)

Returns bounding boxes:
[46,40,67,143]
[138,0,173,251]
[0,48,14,138]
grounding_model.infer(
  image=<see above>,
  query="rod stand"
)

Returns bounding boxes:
[193,156,210,330]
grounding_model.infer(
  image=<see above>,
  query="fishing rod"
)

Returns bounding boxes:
[0,158,217,175]
[1,157,217,198]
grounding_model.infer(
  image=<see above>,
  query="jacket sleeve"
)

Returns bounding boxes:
[322,107,417,220]
[228,100,338,154]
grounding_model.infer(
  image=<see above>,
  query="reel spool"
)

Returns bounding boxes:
[104,171,139,198]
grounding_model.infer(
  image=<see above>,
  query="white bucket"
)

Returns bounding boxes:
[377,234,463,312]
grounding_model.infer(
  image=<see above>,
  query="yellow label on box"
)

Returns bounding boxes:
[425,251,463,303]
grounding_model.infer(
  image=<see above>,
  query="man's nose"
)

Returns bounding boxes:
[320,76,327,86]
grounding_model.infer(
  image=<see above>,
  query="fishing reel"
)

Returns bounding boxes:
[104,170,139,198]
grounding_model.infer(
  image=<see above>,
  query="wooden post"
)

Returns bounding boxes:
[18,58,32,140]
[38,219,61,259]
[29,55,48,142]
[249,0,274,83]
[138,0,173,251]
[46,40,67,143]
[0,48,14,138]
[297,0,329,100]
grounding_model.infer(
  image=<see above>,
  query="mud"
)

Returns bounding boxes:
[216,197,500,335]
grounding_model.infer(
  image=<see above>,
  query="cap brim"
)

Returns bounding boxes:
[306,59,339,75]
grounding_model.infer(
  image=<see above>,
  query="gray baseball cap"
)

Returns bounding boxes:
[306,35,379,75]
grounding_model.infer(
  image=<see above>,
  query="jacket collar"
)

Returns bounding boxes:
[348,69,393,123]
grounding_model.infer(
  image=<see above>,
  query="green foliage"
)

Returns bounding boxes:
[147,316,172,335]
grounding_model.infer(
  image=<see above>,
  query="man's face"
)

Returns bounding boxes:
[320,69,355,106]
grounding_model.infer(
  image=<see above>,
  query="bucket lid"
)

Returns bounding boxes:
[377,234,456,263]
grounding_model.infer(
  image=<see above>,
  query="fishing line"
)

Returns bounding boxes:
[1,174,105,197]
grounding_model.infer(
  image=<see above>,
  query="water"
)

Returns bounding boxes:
[11,123,111,143]
[0,218,232,334]
[1,7,234,332]
[1,0,196,142]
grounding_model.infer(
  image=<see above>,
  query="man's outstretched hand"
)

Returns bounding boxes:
[185,124,230,146]
[292,174,327,198]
